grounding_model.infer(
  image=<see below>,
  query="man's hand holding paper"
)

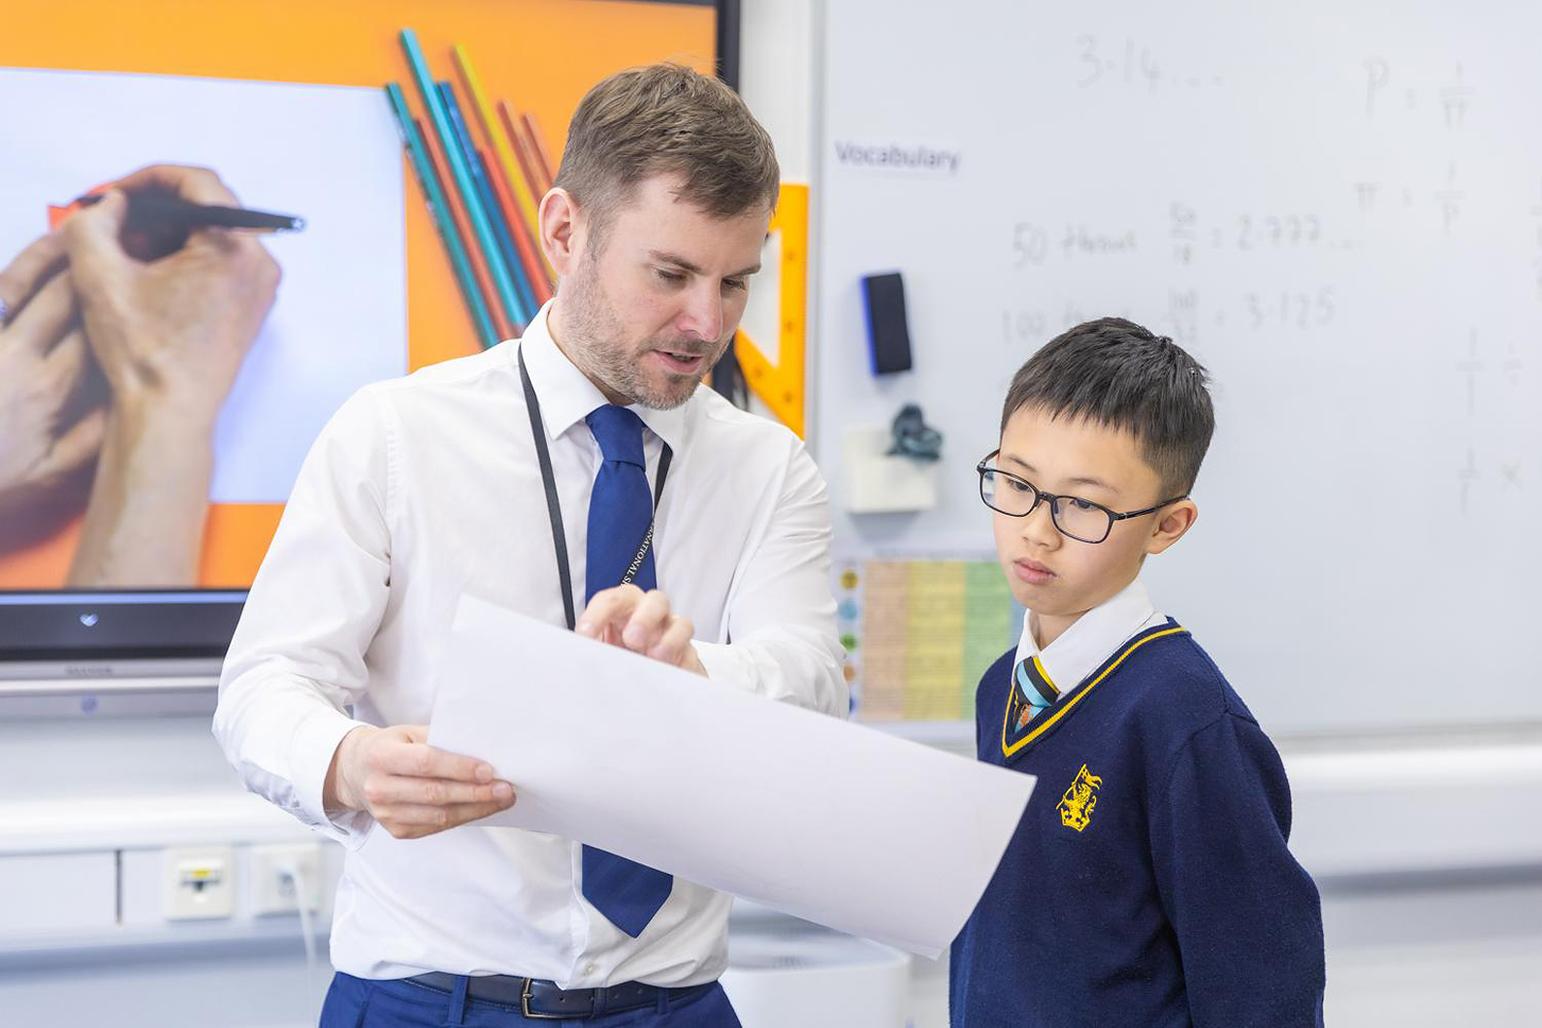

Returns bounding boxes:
[577,584,707,676]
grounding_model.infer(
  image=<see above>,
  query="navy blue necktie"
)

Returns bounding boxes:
[581,404,673,937]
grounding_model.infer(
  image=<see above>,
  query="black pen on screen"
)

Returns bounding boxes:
[73,192,306,232]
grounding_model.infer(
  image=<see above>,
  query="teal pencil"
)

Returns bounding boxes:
[438,80,535,327]
[399,29,525,338]
[384,83,498,349]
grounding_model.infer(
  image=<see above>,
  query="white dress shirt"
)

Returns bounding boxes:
[1012,579,1168,698]
[213,302,847,987]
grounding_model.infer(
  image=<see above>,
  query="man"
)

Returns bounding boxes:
[214,64,845,1026]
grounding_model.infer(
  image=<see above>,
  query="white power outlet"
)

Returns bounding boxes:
[163,846,235,920]
[249,842,324,916]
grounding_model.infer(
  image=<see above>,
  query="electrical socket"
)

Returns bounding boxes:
[163,846,235,920]
[249,842,323,916]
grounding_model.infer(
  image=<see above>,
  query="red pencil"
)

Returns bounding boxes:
[520,109,557,192]
[496,103,557,292]
[417,116,514,341]
[480,145,553,306]
[502,103,553,203]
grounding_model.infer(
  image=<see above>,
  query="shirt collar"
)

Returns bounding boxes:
[515,300,690,453]
[1013,579,1159,701]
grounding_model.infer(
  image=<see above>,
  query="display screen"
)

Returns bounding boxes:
[0,0,718,657]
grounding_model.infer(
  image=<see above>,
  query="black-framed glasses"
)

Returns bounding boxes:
[976,449,1188,544]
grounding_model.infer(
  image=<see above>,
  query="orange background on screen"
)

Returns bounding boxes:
[0,0,715,588]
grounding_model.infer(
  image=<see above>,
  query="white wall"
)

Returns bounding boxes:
[741,0,817,181]
[0,714,336,1026]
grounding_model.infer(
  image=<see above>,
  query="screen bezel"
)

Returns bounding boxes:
[0,591,247,662]
[0,0,736,677]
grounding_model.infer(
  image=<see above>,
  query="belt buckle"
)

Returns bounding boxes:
[520,978,569,1021]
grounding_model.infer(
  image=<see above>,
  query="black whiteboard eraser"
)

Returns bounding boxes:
[861,271,914,375]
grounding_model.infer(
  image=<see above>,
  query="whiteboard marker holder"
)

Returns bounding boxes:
[842,426,938,514]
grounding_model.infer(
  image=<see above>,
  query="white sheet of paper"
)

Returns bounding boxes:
[429,595,1035,958]
[0,66,407,503]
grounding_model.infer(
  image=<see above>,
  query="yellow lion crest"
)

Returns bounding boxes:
[1057,764,1103,832]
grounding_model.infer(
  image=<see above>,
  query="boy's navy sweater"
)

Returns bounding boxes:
[950,621,1326,1027]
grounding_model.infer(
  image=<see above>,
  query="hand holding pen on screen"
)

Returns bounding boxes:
[0,232,108,524]
[63,164,282,424]
[58,163,283,586]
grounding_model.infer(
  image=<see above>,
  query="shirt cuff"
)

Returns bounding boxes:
[291,705,377,848]
[692,641,755,695]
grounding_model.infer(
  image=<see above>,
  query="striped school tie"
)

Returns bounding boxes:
[1012,656,1060,729]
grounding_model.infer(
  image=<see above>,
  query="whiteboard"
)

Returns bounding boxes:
[814,0,1542,734]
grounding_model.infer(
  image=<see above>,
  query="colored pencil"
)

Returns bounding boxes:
[504,106,551,199]
[398,29,526,338]
[451,47,541,245]
[499,102,558,291]
[416,113,512,342]
[445,52,552,300]
[520,110,557,189]
[439,81,535,325]
[479,135,554,306]
[383,83,499,349]
[499,104,555,198]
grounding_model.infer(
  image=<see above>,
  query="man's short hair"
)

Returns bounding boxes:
[553,63,780,234]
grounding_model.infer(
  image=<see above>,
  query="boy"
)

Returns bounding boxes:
[950,318,1325,1025]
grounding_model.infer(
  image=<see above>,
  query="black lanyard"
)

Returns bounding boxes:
[518,344,672,631]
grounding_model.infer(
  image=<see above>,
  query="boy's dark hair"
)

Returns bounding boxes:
[1001,318,1215,495]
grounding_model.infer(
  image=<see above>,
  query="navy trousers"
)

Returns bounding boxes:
[318,973,743,1027]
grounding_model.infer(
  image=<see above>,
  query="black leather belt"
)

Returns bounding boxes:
[407,972,707,1020]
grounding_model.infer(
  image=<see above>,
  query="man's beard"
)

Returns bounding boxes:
[561,260,721,410]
